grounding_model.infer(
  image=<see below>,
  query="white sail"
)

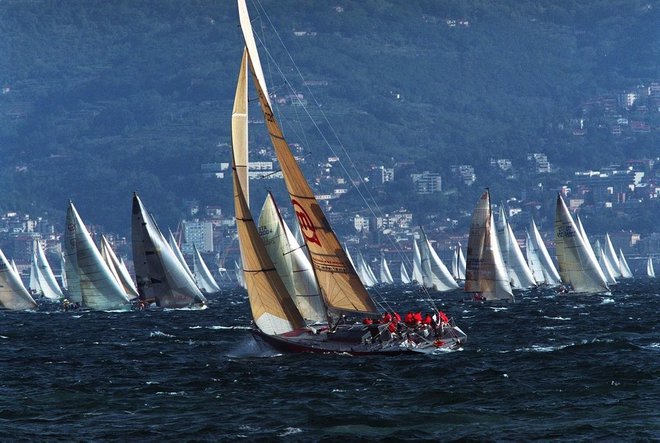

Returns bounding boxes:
[457,243,466,280]
[603,234,621,278]
[496,208,535,289]
[617,249,633,279]
[32,239,64,300]
[554,196,609,293]
[356,251,377,287]
[344,246,356,270]
[418,228,459,291]
[131,193,206,308]
[257,193,325,323]
[29,255,42,296]
[100,235,139,300]
[525,230,545,284]
[594,240,617,285]
[168,229,195,281]
[192,244,221,294]
[647,257,656,278]
[412,239,423,284]
[400,262,411,284]
[528,218,561,285]
[64,202,131,310]
[379,256,394,285]
[451,248,459,280]
[465,191,513,301]
[59,253,68,290]
[504,221,537,289]
[576,215,609,284]
[0,248,37,310]
[365,256,379,285]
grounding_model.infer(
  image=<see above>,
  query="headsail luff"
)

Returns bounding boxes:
[239,10,378,316]
[465,191,513,301]
[258,192,325,323]
[617,249,633,279]
[400,263,411,284]
[380,256,394,284]
[647,257,655,278]
[232,160,306,335]
[65,202,131,310]
[554,195,609,293]
[131,193,206,308]
[0,248,37,310]
[101,235,139,300]
[528,218,561,285]
[33,239,64,300]
[418,228,459,291]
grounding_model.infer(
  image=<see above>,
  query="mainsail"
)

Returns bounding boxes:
[30,240,64,300]
[418,228,459,291]
[527,218,561,285]
[64,202,131,310]
[379,255,394,285]
[100,235,139,300]
[496,207,536,289]
[400,262,411,284]
[0,248,37,310]
[647,257,656,278]
[554,195,609,293]
[618,249,633,279]
[257,193,325,322]
[238,8,378,316]
[192,244,222,294]
[131,193,206,308]
[465,191,513,301]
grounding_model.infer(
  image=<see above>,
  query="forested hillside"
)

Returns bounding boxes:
[1,0,658,233]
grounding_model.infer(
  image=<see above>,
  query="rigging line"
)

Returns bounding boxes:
[250,2,427,280]
[251,0,440,305]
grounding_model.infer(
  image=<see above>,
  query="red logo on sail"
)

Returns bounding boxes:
[292,199,320,246]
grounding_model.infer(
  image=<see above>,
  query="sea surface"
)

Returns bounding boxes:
[1,280,658,441]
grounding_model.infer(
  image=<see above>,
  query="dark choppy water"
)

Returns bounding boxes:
[1,281,658,441]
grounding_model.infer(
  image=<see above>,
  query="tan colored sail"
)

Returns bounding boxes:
[232,49,250,205]
[238,5,378,315]
[233,163,306,335]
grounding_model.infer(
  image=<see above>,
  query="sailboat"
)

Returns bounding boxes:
[233,0,466,354]
[0,248,38,310]
[603,234,621,278]
[554,195,609,293]
[647,257,656,278]
[379,255,394,285]
[99,235,139,300]
[417,228,459,292]
[618,249,633,279]
[594,239,617,285]
[400,262,411,284]
[168,229,195,281]
[464,190,513,301]
[63,201,132,310]
[29,239,64,300]
[356,250,378,287]
[131,193,207,308]
[495,207,536,289]
[192,244,222,295]
[526,218,561,286]
[451,243,467,281]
